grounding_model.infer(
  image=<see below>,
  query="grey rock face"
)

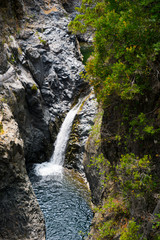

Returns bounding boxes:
[26,47,44,87]
[83,110,104,205]
[13,4,91,165]
[0,0,97,239]
[0,104,45,240]
[65,91,98,171]
[0,42,8,74]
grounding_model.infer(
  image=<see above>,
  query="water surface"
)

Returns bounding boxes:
[29,167,93,240]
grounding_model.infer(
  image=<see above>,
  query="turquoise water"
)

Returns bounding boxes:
[29,167,93,240]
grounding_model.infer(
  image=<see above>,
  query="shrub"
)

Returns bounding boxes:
[0,121,4,134]
[120,219,142,240]
[116,153,153,198]
[31,84,38,93]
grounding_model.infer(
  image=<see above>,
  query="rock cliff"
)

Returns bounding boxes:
[0,0,96,239]
[0,101,45,239]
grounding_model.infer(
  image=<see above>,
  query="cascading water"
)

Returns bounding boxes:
[35,99,83,177]
[51,101,82,165]
[30,98,93,240]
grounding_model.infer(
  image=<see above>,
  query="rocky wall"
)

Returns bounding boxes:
[0,0,97,238]
[0,103,45,240]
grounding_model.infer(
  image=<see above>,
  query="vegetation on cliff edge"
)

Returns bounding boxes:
[69,0,160,239]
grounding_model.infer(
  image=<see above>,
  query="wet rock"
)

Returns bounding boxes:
[65,92,98,171]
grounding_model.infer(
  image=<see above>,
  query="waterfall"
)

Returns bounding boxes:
[35,99,83,176]
[51,102,81,165]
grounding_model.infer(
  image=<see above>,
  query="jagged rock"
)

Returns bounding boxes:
[8,36,20,57]
[0,42,8,74]
[83,109,104,205]
[0,103,45,240]
[26,47,44,87]
[65,92,98,171]
[0,0,97,238]
[19,30,34,40]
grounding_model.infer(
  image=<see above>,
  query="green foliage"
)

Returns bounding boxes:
[69,0,160,103]
[89,153,105,167]
[152,213,160,239]
[92,153,153,199]
[71,1,160,239]
[89,153,154,239]
[96,153,152,199]
[31,84,38,93]
[2,39,6,45]
[35,31,47,45]
[98,196,129,216]
[9,53,16,64]
[120,219,142,240]
[88,154,106,177]
[116,153,153,198]
[80,42,93,64]
[0,121,3,134]
[97,219,117,239]
[38,36,47,45]
[128,113,159,141]
[16,28,21,35]
[152,214,160,229]
[154,236,160,240]
[88,111,103,147]
[94,196,130,240]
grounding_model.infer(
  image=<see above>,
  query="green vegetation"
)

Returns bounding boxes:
[90,153,154,239]
[17,47,22,55]
[93,152,154,201]
[38,36,47,45]
[2,39,6,46]
[88,111,103,145]
[69,0,160,103]
[80,42,93,64]
[0,121,3,134]
[9,53,16,64]
[128,113,158,141]
[152,214,160,239]
[120,220,142,240]
[70,1,160,239]
[116,154,153,199]
[31,84,38,93]
[35,31,47,45]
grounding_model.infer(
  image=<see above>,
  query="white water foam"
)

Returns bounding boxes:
[34,99,83,177]
[35,162,63,177]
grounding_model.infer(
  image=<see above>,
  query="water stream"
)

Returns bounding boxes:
[30,100,93,239]
[35,99,83,176]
